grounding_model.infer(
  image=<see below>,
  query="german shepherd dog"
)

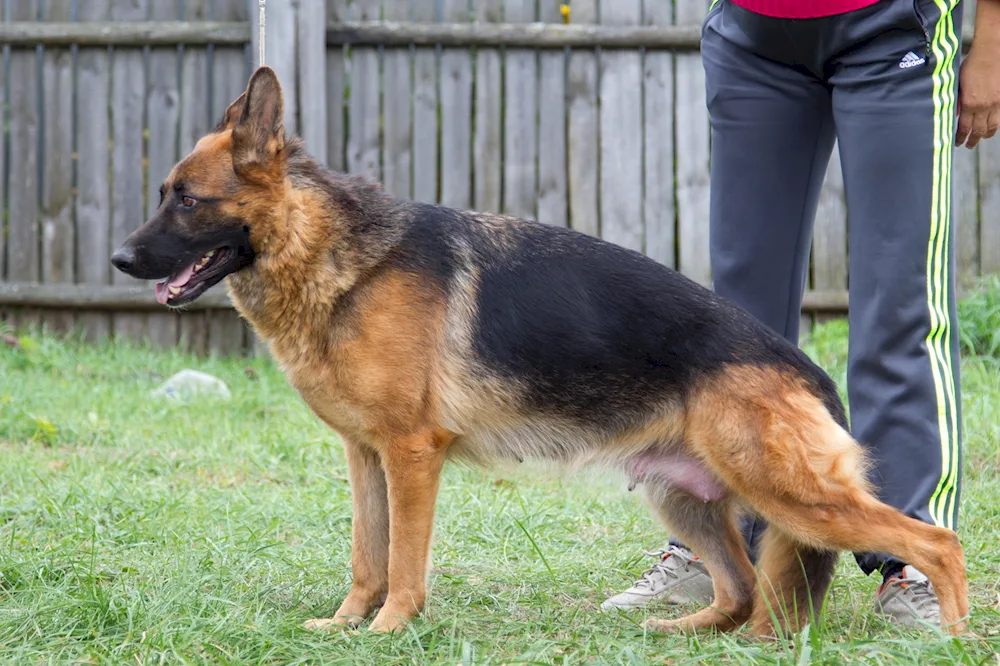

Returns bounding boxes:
[111,66,969,637]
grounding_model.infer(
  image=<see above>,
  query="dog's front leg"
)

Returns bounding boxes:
[305,439,389,631]
[368,429,451,633]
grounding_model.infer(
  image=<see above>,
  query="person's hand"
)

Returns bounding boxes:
[956,48,1000,148]
[957,0,1000,148]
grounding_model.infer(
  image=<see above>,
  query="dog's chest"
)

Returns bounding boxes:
[283,358,369,437]
[300,385,369,440]
[270,338,388,441]
[269,338,358,418]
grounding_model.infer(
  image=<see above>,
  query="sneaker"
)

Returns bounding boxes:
[601,545,715,611]
[875,565,941,628]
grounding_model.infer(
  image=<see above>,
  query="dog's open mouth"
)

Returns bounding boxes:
[155,247,233,306]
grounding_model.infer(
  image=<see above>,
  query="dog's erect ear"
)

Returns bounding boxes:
[231,66,285,171]
[219,91,248,131]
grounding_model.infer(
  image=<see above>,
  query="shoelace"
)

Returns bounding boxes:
[886,577,940,615]
[631,548,691,590]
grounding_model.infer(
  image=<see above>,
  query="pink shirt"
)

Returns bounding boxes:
[729,0,883,18]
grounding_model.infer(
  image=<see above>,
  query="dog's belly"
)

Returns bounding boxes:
[447,419,726,503]
[448,419,600,466]
[624,449,727,503]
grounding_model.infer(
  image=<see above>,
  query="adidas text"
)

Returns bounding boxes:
[899,51,926,68]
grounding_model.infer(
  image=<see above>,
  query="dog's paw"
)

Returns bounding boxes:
[303,616,360,632]
[644,618,683,634]
[368,608,411,634]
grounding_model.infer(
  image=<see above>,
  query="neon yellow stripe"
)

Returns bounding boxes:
[933,1,960,530]
[940,1,962,529]
[929,6,952,528]
[925,0,960,529]
[925,0,950,528]
[709,0,722,11]
[928,2,953,527]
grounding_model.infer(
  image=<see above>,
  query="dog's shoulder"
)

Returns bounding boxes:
[379,200,465,287]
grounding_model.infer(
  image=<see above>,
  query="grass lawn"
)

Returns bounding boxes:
[1,288,999,664]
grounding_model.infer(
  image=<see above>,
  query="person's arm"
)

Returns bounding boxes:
[957,0,1000,148]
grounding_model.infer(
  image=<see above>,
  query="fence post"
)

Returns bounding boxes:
[674,0,713,288]
[296,0,327,164]
[249,0,326,158]
[249,0,295,131]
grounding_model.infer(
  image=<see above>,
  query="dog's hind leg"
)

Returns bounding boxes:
[640,485,756,634]
[687,372,969,636]
[305,439,390,631]
[752,492,967,636]
[750,527,838,638]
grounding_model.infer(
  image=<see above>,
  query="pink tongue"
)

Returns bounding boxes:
[169,264,196,288]
[154,263,196,305]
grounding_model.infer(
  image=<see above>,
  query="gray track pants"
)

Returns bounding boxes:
[670,0,964,578]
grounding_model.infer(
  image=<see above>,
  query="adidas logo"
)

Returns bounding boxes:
[899,50,926,68]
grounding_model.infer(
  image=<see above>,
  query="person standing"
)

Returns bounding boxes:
[603,0,1000,627]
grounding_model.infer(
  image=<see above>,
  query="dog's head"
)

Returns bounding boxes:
[111,66,288,307]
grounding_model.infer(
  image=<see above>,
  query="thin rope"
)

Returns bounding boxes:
[258,0,266,67]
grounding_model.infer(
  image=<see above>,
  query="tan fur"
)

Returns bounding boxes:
[288,269,448,442]
[685,367,873,507]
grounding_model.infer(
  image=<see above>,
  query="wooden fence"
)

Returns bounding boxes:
[0,0,996,355]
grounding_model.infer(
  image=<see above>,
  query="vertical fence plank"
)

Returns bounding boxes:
[326,0,347,172]
[211,0,249,127]
[643,0,675,267]
[413,0,439,203]
[208,0,250,356]
[972,4,999,277]
[347,0,381,181]
[503,0,537,220]
[979,140,1000,274]
[179,2,210,156]
[145,0,182,349]
[40,0,76,334]
[250,0,296,132]
[440,0,473,210]
[111,0,150,344]
[382,0,413,199]
[812,144,847,324]
[567,0,598,237]
[537,2,567,227]
[297,0,327,164]
[599,0,643,251]
[178,0,211,354]
[473,0,502,213]
[76,0,113,341]
[8,0,41,329]
[957,0,977,300]
[953,146,980,284]
[675,0,712,286]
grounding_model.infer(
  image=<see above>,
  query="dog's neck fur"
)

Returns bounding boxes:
[226,141,403,355]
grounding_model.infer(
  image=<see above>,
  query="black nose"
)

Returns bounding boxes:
[111,246,136,274]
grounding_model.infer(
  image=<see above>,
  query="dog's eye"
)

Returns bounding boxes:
[182,196,197,208]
